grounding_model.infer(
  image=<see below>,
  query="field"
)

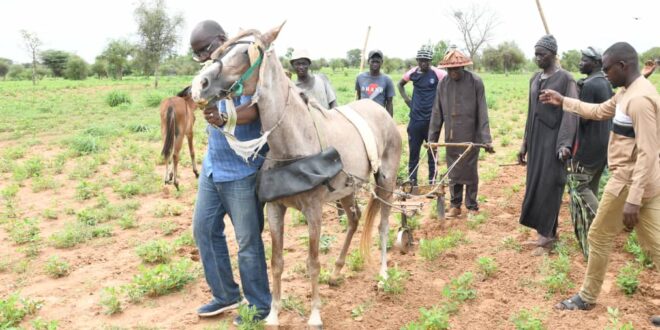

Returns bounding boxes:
[0,69,658,330]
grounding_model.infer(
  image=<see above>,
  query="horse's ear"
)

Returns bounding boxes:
[261,21,286,46]
[177,85,192,98]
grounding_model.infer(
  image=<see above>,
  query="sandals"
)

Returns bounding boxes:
[554,294,594,311]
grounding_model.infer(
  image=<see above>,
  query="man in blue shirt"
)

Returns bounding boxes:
[398,46,447,186]
[189,20,271,325]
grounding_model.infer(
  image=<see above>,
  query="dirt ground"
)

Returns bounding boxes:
[0,131,658,330]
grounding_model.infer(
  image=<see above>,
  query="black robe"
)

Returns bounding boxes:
[428,71,492,185]
[519,69,578,237]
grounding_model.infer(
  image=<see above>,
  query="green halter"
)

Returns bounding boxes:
[227,47,264,97]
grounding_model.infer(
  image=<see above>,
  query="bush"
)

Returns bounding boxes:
[106,91,131,107]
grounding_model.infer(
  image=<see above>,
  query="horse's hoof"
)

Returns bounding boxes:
[307,324,323,330]
[328,276,344,287]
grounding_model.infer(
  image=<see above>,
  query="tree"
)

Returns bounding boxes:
[90,58,108,79]
[134,0,184,88]
[0,58,11,80]
[560,49,581,72]
[329,58,346,72]
[346,49,361,68]
[102,39,134,80]
[19,30,42,85]
[381,57,405,74]
[481,41,526,73]
[7,64,25,80]
[64,55,88,80]
[432,40,452,65]
[449,4,498,68]
[40,50,71,77]
[641,47,660,62]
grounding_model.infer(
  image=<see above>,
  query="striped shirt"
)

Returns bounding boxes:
[202,95,266,182]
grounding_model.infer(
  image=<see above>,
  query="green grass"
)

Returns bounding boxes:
[106,90,132,107]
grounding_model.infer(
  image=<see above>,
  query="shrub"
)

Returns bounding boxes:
[106,90,131,107]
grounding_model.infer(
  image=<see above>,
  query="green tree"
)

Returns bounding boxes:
[641,47,660,62]
[90,58,108,79]
[64,55,89,80]
[482,41,525,73]
[102,39,134,80]
[159,52,198,76]
[134,0,184,88]
[560,49,581,72]
[329,58,346,72]
[40,50,71,77]
[432,40,452,65]
[19,30,42,85]
[0,58,12,79]
[346,48,361,68]
[7,64,25,80]
[382,57,404,74]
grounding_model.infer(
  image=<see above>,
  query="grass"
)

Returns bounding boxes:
[502,236,523,252]
[106,90,132,107]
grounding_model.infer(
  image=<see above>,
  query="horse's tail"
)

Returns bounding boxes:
[161,100,176,160]
[359,193,382,262]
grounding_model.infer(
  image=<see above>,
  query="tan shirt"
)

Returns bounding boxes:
[562,76,660,205]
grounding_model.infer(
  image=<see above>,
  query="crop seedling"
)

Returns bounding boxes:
[402,306,451,330]
[319,234,336,254]
[118,214,138,229]
[129,259,198,297]
[100,287,122,315]
[282,295,307,317]
[377,265,410,295]
[419,230,465,261]
[605,307,634,330]
[502,236,523,252]
[476,256,498,278]
[30,318,59,330]
[44,256,71,278]
[136,240,174,264]
[442,272,476,302]
[160,220,177,236]
[541,253,573,295]
[236,304,265,330]
[510,307,546,330]
[616,262,641,296]
[7,217,40,244]
[0,293,42,328]
[347,249,364,272]
[624,231,653,268]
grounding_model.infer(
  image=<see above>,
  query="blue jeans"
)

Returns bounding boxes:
[193,170,271,313]
[407,119,436,184]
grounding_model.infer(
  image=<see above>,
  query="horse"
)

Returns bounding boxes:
[190,23,401,329]
[160,86,199,190]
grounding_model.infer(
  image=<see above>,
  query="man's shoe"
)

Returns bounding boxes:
[651,315,660,327]
[197,299,241,317]
[447,207,461,218]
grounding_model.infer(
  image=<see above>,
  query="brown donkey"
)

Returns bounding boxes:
[160,86,199,190]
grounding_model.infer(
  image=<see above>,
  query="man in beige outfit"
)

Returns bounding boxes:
[540,42,659,327]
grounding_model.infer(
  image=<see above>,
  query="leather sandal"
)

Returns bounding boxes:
[554,294,594,311]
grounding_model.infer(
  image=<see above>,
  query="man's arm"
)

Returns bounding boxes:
[540,89,617,120]
[355,78,362,100]
[385,97,393,117]
[626,97,658,206]
[203,102,259,126]
[556,79,579,158]
[397,79,411,108]
[427,86,444,144]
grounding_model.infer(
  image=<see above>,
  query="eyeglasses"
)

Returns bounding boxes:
[192,38,220,62]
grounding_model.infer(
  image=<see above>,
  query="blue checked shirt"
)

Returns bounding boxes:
[202,95,266,182]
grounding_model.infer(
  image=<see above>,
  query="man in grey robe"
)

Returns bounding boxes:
[517,35,578,254]
[428,49,494,218]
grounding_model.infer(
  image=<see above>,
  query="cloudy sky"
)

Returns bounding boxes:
[1,0,658,64]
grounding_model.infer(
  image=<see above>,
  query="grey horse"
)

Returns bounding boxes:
[190,23,401,329]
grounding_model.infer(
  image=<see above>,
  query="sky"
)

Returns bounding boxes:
[1,0,658,65]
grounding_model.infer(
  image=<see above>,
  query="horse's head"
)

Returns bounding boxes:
[191,22,285,107]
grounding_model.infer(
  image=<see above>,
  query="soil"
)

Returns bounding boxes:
[0,130,658,330]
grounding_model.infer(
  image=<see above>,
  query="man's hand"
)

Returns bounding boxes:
[484,143,496,154]
[622,202,640,230]
[539,89,564,106]
[203,105,225,127]
[557,147,571,161]
[517,144,527,165]
[642,60,656,79]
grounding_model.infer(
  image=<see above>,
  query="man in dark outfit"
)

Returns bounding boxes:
[428,49,494,218]
[517,35,578,255]
[573,46,614,215]
[398,46,447,186]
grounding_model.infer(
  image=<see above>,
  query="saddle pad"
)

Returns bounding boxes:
[335,105,380,173]
[256,147,343,202]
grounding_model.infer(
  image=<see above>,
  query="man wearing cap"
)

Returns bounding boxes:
[573,47,613,217]
[428,50,494,218]
[398,46,447,186]
[290,49,337,109]
[518,35,578,255]
[189,20,271,325]
[355,50,395,116]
